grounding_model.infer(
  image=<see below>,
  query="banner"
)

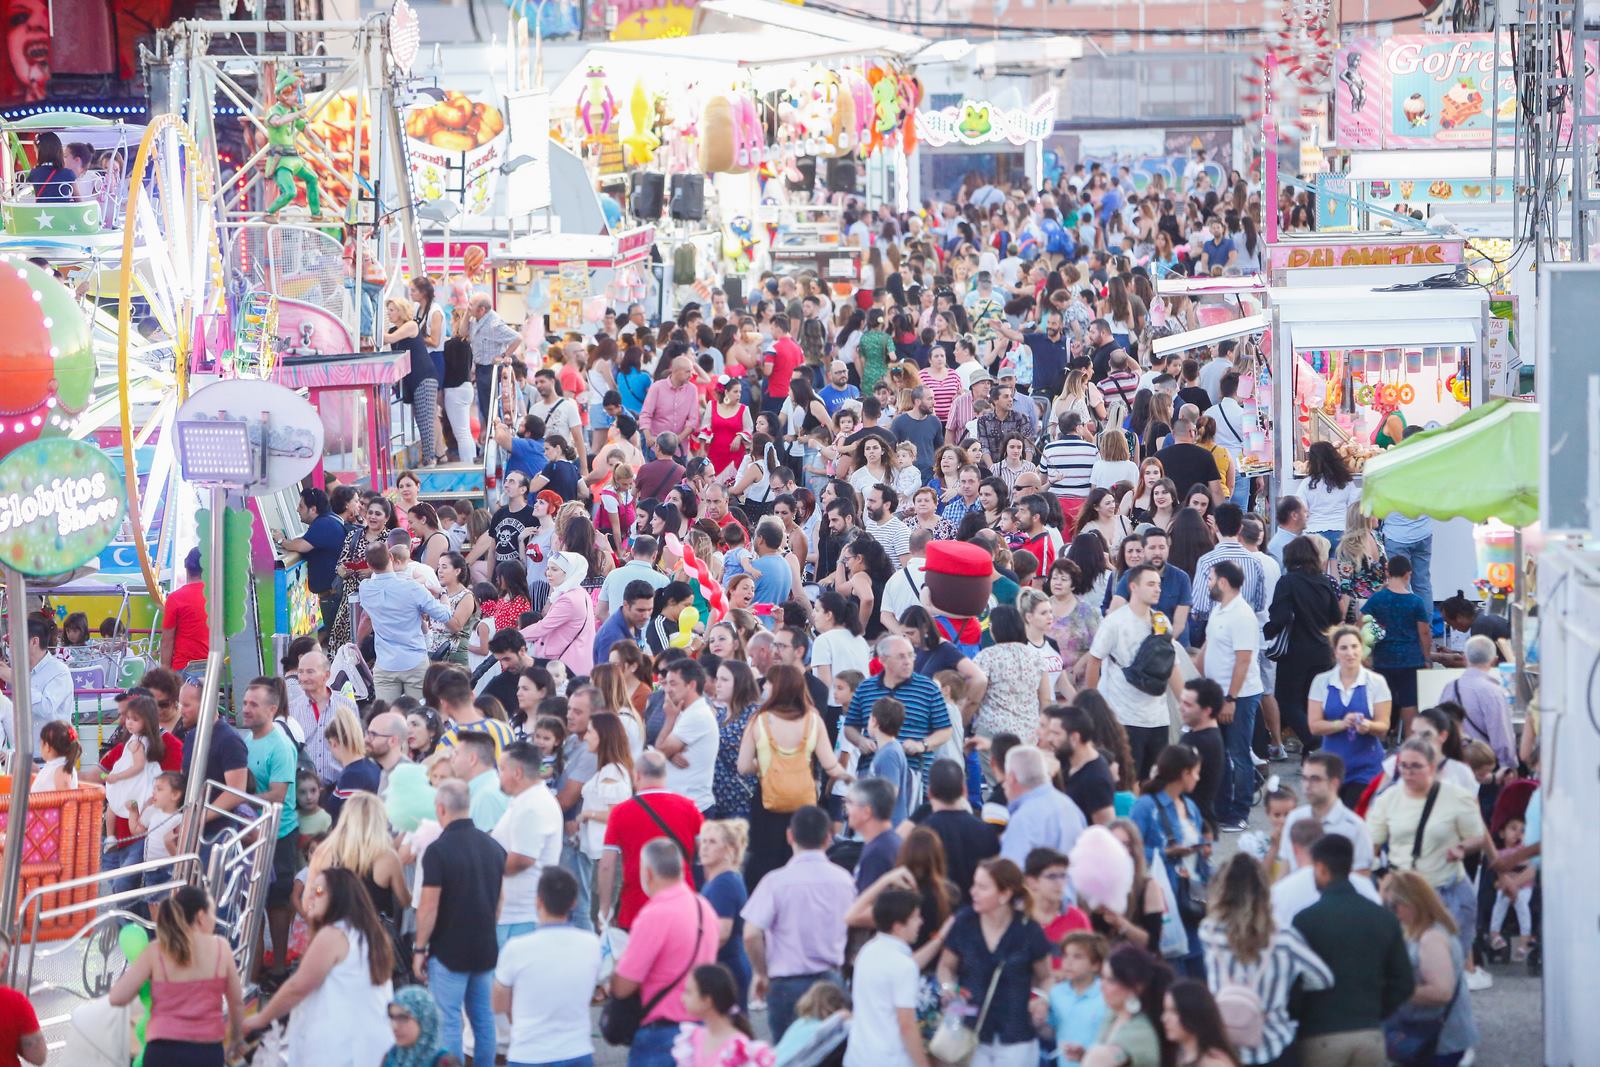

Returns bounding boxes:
[1335,34,1597,149]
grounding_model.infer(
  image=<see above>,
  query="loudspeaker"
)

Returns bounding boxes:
[723,277,745,311]
[826,158,857,192]
[630,172,664,220]
[787,156,816,193]
[669,173,705,221]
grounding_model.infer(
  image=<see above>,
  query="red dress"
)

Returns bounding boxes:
[707,402,748,479]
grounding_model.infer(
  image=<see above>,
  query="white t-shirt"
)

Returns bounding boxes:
[531,396,582,442]
[492,784,565,924]
[1201,595,1263,698]
[879,562,925,627]
[1294,477,1362,535]
[1088,606,1173,729]
[664,697,719,810]
[494,925,603,1062]
[812,628,872,682]
[1091,458,1140,490]
[843,934,920,1067]
[140,804,184,861]
[1271,865,1380,927]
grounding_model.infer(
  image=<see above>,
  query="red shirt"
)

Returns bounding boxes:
[0,985,38,1067]
[602,789,704,930]
[1042,907,1094,978]
[764,337,803,399]
[100,731,185,845]
[162,579,210,668]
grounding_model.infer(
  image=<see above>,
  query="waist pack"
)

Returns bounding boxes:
[1117,617,1176,696]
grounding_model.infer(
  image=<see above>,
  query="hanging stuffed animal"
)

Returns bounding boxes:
[734,93,765,171]
[867,67,902,152]
[845,68,873,154]
[728,215,757,268]
[621,80,659,166]
[699,94,737,173]
[576,66,617,138]
[897,71,923,155]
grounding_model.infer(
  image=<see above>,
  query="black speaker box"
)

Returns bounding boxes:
[631,172,664,219]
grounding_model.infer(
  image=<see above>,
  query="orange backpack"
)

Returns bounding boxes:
[754,712,820,813]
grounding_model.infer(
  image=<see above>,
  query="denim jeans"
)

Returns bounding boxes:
[102,838,145,899]
[1384,534,1434,612]
[1220,695,1261,824]
[427,957,495,1061]
[512,1057,595,1067]
[628,1022,680,1067]
[767,970,841,1044]
[497,921,538,948]
[475,362,496,422]
[561,841,595,931]
[345,278,384,340]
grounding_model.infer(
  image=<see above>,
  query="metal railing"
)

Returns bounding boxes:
[2,779,279,1003]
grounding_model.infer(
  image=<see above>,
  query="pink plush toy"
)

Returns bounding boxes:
[1068,826,1136,915]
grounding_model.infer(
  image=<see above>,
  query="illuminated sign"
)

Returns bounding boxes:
[1270,240,1465,271]
[0,438,125,577]
[915,91,1057,148]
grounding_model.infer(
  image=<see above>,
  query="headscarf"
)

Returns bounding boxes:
[547,550,589,599]
[381,986,447,1067]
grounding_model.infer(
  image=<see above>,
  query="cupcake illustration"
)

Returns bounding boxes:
[1403,93,1428,128]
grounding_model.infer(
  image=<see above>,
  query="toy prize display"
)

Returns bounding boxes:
[1291,343,1471,473]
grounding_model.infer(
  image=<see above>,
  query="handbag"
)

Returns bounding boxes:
[927,961,1003,1066]
[1146,860,1193,959]
[1384,977,1462,1066]
[1156,798,1208,924]
[599,895,704,1045]
[1263,603,1294,661]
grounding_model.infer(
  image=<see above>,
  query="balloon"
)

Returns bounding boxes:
[0,256,94,458]
[118,923,152,1067]
[677,605,701,635]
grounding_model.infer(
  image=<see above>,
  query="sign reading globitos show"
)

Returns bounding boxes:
[0,439,126,577]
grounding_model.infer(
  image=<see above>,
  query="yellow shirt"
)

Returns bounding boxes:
[1367,779,1484,888]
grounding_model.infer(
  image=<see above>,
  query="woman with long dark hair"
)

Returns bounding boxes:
[736,663,850,886]
[1131,746,1212,974]
[1065,531,1113,611]
[840,533,895,641]
[1083,946,1173,1067]
[846,826,959,958]
[1167,508,1216,580]
[898,605,986,710]
[328,496,395,647]
[243,867,395,1063]
[710,659,761,820]
[1262,536,1342,761]
[973,604,1051,741]
[110,885,244,1065]
[1300,441,1359,546]
[1162,980,1241,1067]
[1071,689,1138,800]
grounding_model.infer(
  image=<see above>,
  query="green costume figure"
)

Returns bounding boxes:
[265,69,320,217]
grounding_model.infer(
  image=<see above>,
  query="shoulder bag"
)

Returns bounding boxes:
[599,890,705,1045]
[1156,797,1209,924]
[927,958,1004,1066]
[632,792,692,868]
[1384,965,1462,1066]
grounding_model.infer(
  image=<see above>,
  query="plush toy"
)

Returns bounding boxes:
[577,66,617,137]
[622,81,660,166]
[733,93,765,171]
[846,69,873,152]
[1069,826,1136,914]
[920,541,994,655]
[867,67,902,148]
[699,94,737,173]
[896,71,922,155]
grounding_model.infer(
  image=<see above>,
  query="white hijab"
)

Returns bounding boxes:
[547,550,589,599]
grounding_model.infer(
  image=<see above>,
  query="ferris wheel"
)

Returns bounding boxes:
[111,115,227,608]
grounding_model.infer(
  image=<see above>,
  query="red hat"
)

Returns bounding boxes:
[924,541,992,578]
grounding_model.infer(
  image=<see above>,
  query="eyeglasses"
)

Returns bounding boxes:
[1397,761,1429,772]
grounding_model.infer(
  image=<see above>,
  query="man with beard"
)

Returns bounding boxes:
[1039,703,1115,826]
[997,306,1069,398]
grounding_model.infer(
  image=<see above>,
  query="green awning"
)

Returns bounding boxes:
[1361,398,1539,526]
[3,112,114,130]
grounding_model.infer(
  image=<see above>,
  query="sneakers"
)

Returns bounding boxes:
[1267,743,1289,761]
[1465,967,1494,991]
[1218,820,1250,833]
[1249,749,1268,767]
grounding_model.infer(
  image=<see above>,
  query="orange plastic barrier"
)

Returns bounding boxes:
[0,778,105,942]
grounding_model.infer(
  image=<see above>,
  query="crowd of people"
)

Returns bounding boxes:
[0,170,1540,1067]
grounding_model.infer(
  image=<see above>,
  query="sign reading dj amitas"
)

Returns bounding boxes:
[0,438,126,576]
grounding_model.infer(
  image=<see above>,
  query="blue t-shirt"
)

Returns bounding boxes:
[542,459,581,501]
[701,870,752,1004]
[506,437,548,482]
[819,383,860,415]
[1364,587,1430,668]
[1113,564,1192,621]
[748,553,792,605]
[246,726,300,838]
[301,512,348,594]
[867,739,914,825]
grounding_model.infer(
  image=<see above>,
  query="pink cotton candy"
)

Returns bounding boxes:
[1069,825,1135,915]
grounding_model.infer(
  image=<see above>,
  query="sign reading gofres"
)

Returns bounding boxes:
[0,438,125,577]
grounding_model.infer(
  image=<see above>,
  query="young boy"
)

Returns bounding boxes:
[867,696,918,825]
[829,671,865,827]
[130,772,185,866]
[1039,932,1108,1067]
[1025,847,1092,976]
[721,523,752,581]
[296,769,332,859]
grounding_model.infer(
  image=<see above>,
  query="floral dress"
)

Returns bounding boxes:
[712,702,757,819]
[971,641,1048,739]
[328,527,383,648]
[857,329,892,394]
[1334,550,1387,615]
[1047,597,1102,681]
[672,1026,775,1067]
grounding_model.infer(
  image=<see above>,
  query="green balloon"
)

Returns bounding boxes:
[118,922,149,961]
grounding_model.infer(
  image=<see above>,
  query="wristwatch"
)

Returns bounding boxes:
[413,945,429,956]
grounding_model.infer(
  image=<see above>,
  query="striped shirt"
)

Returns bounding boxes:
[1189,540,1267,618]
[844,673,951,777]
[864,516,912,563]
[1199,923,1335,1064]
[919,368,963,422]
[438,717,516,759]
[1039,437,1098,499]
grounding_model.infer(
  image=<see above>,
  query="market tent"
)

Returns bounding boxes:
[1360,398,1538,525]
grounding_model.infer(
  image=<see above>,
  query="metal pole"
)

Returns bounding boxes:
[381,80,426,290]
[178,488,227,866]
[0,567,33,945]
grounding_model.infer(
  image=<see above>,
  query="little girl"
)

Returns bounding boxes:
[1490,817,1536,960]
[828,671,864,829]
[32,720,80,793]
[770,979,850,1067]
[532,715,568,786]
[103,697,164,840]
[672,964,772,1067]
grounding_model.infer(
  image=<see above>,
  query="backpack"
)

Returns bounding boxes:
[754,711,821,813]
[1214,979,1266,1052]
[1117,614,1176,696]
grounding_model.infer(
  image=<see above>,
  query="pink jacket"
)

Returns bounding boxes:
[522,588,595,675]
